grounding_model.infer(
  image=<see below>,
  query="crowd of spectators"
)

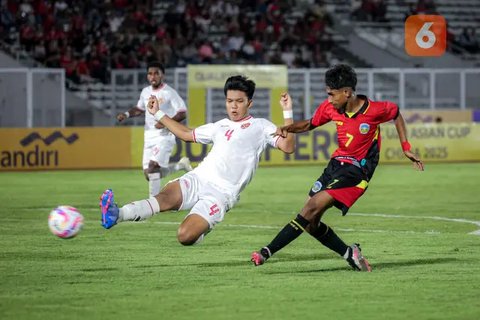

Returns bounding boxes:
[1,0,337,84]
[3,0,477,85]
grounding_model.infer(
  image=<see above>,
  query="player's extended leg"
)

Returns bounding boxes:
[99,181,183,229]
[305,193,349,260]
[251,191,333,266]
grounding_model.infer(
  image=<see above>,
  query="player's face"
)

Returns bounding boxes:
[326,87,349,110]
[225,90,252,121]
[147,67,164,88]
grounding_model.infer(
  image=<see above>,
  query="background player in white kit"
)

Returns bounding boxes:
[116,61,192,197]
[100,75,295,246]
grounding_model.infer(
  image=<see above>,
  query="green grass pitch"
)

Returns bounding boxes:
[1,163,479,320]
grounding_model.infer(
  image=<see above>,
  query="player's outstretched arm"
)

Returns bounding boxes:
[147,96,194,142]
[116,107,144,122]
[394,113,424,171]
[275,119,314,137]
[155,110,186,129]
[276,92,295,154]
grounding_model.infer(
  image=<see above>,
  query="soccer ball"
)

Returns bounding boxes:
[48,206,84,239]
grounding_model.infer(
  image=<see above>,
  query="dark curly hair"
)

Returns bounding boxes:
[147,61,165,74]
[224,75,256,100]
[325,64,357,91]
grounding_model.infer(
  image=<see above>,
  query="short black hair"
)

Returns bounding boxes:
[325,64,357,91]
[224,75,256,100]
[147,61,165,74]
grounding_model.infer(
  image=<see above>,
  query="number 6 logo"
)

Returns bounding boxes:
[405,15,446,56]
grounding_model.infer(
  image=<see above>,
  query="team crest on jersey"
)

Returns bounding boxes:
[359,123,370,134]
[241,122,251,129]
[311,181,322,193]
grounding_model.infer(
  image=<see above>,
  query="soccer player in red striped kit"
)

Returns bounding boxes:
[251,64,424,271]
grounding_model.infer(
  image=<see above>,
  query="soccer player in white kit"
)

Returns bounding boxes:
[100,75,295,246]
[116,62,192,197]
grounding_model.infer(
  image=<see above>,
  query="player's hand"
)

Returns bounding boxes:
[279,92,292,111]
[116,113,126,122]
[404,150,424,171]
[273,126,289,138]
[147,95,159,115]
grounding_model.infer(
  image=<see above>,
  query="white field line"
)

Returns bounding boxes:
[123,212,480,236]
[119,212,480,236]
[349,213,480,236]
[26,208,480,235]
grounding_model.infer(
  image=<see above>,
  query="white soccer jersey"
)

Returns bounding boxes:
[137,83,187,137]
[191,115,280,200]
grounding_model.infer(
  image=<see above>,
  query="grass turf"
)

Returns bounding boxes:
[1,163,479,320]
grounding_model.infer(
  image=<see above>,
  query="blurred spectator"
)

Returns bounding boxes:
[280,44,295,67]
[457,27,479,54]
[350,0,366,21]
[75,55,91,83]
[198,40,214,63]
[415,0,437,14]
[59,46,77,81]
[371,0,387,22]
[404,2,417,21]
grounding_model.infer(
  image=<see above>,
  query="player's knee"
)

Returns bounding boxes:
[176,227,198,246]
[301,204,321,222]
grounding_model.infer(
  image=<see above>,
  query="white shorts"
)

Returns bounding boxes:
[174,172,237,229]
[142,134,176,169]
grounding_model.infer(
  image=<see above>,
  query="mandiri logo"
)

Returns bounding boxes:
[20,131,79,147]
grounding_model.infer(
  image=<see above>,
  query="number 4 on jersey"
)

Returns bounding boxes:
[225,129,234,141]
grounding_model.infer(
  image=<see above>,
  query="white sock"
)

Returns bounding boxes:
[159,163,178,177]
[118,197,160,222]
[148,172,161,196]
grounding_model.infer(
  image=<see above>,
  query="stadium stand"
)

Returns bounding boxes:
[1,0,478,126]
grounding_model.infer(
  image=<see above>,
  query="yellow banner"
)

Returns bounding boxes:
[0,128,132,171]
[170,123,480,166]
[187,65,287,88]
[402,110,472,123]
[2,123,477,171]
[380,122,480,162]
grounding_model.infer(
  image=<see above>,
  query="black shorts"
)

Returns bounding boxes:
[308,158,374,215]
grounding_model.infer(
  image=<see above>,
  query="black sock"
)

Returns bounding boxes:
[310,222,348,257]
[262,214,310,258]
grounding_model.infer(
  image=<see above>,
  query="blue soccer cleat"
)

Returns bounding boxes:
[99,189,119,229]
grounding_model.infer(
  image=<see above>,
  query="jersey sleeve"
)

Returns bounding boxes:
[261,119,280,148]
[192,123,215,144]
[170,89,187,114]
[379,101,399,122]
[310,99,332,127]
